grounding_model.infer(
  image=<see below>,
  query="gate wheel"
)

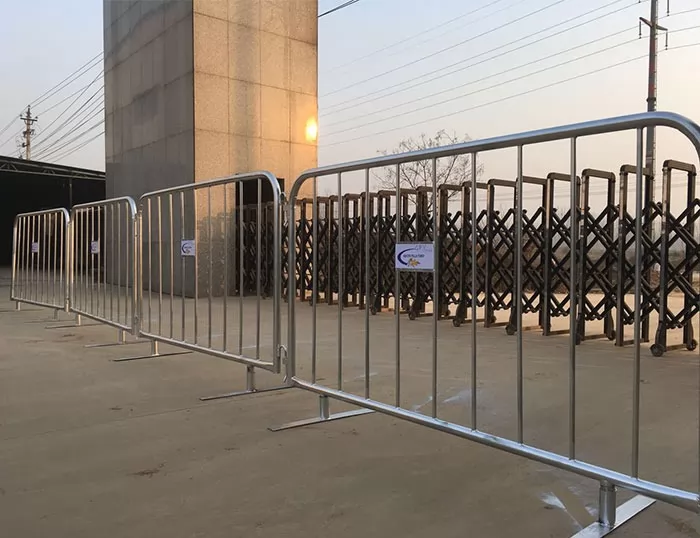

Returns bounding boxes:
[650,343,664,357]
[453,317,462,328]
[505,324,516,336]
[408,308,417,321]
[687,339,698,352]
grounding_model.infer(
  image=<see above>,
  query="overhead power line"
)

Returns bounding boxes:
[31,72,103,149]
[323,0,643,114]
[325,36,649,137]
[38,119,104,161]
[31,53,103,108]
[52,130,104,163]
[319,0,361,18]
[34,100,104,159]
[322,0,573,97]
[323,0,517,73]
[323,41,700,148]
[325,23,700,136]
[36,82,105,116]
[324,33,643,136]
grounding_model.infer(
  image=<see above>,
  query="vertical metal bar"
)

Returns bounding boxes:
[158,196,163,336]
[30,215,35,303]
[338,173,344,390]
[471,154,478,430]
[89,209,95,315]
[194,191,200,346]
[364,169,371,399]
[287,188,297,382]
[102,208,106,318]
[256,179,262,359]
[599,481,617,528]
[96,208,101,317]
[64,212,69,313]
[53,211,58,308]
[272,176,281,372]
[148,198,152,332]
[208,186,213,348]
[180,192,186,341]
[312,178,318,383]
[41,213,46,304]
[516,146,524,443]
[632,129,644,478]
[223,186,228,351]
[169,193,174,339]
[135,207,142,337]
[569,137,578,460]
[117,203,122,324]
[432,158,439,419]
[18,216,23,301]
[395,163,401,407]
[110,206,114,320]
[239,181,244,355]
[124,204,130,327]
[83,211,88,311]
[10,216,18,301]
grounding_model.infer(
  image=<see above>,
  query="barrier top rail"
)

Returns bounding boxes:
[138,171,282,205]
[137,171,283,373]
[286,111,700,514]
[290,112,700,193]
[13,207,71,221]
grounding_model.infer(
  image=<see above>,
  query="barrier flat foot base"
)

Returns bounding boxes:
[112,351,193,362]
[85,339,149,349]
[199,385,290,402]
[268,408,374,432]
[571,496,655,537]
[45,322,101,330]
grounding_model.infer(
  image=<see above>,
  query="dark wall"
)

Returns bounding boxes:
[1,171,105,265]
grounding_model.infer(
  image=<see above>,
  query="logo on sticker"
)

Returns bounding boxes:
[397,247,426,268]
[181,240,195,257]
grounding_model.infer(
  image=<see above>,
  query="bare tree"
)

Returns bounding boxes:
[374,130,483,209]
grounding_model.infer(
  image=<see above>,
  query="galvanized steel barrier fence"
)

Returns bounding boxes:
[280,112,700,534]
[11,208,71,314]
[133,172,285,398]
[69,197,139,342]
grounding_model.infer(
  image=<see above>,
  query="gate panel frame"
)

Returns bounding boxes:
[11,208,71,313]
[69,197,139,336]
[136,171,284,374]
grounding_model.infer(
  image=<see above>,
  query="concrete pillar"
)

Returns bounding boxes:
[104,0,318,198]
[104,0,318,297]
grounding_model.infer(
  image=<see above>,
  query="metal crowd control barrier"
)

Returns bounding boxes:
[10,208,71,316]
[279,112,700,535]
[131,172,285,400]
[68,198,144,344]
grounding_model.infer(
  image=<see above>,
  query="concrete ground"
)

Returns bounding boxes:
[2,268,700,537]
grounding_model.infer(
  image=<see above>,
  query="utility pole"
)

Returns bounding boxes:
[19,105,38,160]
[640,0,668,178]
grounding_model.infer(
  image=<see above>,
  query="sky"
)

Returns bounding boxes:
[1,0,699,212]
